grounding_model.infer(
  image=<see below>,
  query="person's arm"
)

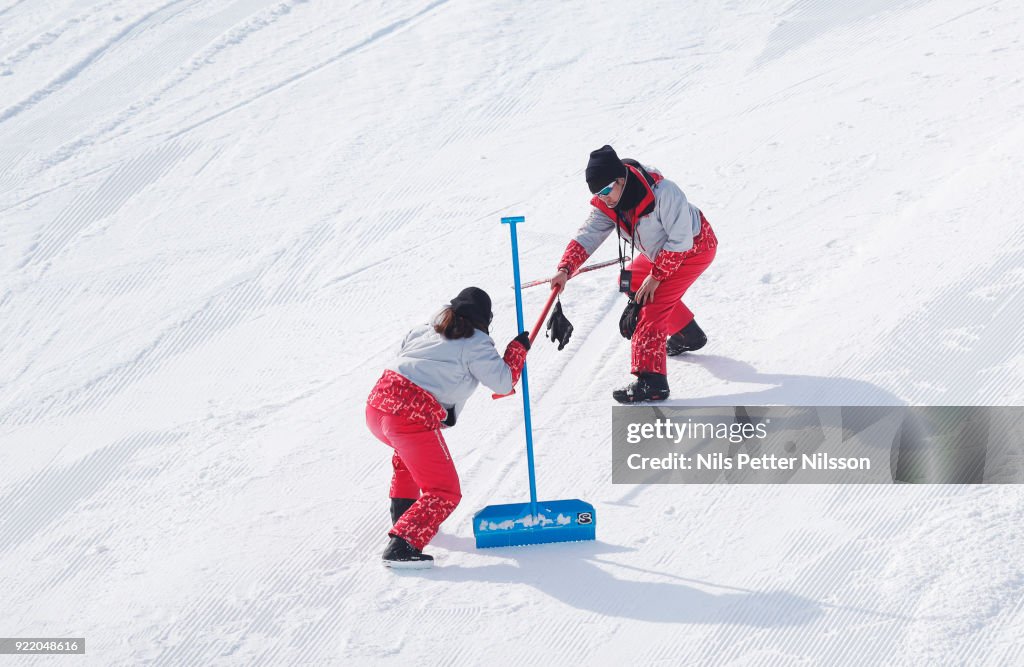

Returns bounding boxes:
[465,333,530,396]
[635,182,698,304]
[551,208,617,289]
[650,181,696,281]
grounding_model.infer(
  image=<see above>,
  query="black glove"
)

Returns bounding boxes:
[443,408,457,427]
[618,299,641,340]
[513,331,531,350]
[546,299,574,351]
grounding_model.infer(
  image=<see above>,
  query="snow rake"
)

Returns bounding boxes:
[473,216,596,549]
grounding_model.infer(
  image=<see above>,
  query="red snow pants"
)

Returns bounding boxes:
[627,212,717,376]
[365,405,461,550]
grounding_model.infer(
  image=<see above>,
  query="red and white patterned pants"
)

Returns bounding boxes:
[628,213,717,375]
[365,404,461,550]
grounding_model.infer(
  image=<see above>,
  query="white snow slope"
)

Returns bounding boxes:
[2,0,1023,665]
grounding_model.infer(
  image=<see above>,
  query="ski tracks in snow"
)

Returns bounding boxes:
[17,140,196,270]
[0,0,191,126]
[829,124,1024,404]
[0,213,340,427]
[0,0,326,187]
[165,0,452,141]
[42,0,319,168]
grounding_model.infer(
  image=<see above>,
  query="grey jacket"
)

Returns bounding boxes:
[573,166,702,262]
[387,324,514,422]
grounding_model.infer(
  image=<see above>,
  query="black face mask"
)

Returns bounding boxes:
[615,172,647,213]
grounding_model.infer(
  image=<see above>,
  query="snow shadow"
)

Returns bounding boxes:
[755,0,925,66]
[413,536,824,627]
[668,355,905,406]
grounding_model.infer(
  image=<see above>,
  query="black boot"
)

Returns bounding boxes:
[612,373,670,403]
[382,536,434,569]
[390,498,416,525]
[666,319,707,356]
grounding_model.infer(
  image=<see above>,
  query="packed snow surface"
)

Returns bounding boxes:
[1,0,1022,664]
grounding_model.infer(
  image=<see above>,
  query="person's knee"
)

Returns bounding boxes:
[418,477,461,507]
[413,491,460,521]
[437,486,462,507]
[633,317,661,338]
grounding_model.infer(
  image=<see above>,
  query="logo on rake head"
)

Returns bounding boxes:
[577,512,593,525]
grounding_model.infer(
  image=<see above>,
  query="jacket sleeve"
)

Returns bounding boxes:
[501,339,528,386]
[656,180,696,255]
[557,240,589,275]
[651,249,688,281]
[558,208,616,273]
[464,335,519,396]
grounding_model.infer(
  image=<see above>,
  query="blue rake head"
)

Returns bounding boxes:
[473,499,596,548]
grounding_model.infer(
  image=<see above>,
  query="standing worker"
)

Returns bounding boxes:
[549,145,718,403]
[366,287,530,568]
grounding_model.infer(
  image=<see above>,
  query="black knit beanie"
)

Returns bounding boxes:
[585,145,627,194]
[450,287,492,330]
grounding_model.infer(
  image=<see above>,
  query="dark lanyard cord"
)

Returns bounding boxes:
[617,210,636,271]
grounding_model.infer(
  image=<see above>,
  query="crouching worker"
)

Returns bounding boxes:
[366,287,530,569]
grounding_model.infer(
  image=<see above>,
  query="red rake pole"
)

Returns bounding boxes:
[492,284,561,399]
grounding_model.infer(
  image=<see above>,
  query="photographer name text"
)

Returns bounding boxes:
[625,452,871,471]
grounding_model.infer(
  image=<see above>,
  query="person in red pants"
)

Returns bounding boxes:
[366,287,529,568]
[549,145,718,403]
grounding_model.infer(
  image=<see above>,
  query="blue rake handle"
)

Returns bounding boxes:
[501,216,538,514]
